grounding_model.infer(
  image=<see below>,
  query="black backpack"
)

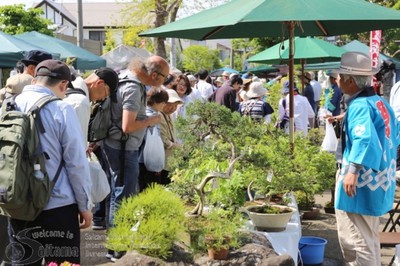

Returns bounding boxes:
[87,78,142,143]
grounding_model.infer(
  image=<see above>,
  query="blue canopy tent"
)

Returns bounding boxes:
[16,31,106,70]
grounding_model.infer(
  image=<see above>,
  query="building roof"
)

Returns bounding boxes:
[34,1,126,28]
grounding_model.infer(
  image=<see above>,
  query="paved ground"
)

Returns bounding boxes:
[1,190,397,265]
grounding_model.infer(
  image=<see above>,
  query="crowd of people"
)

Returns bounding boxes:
[0,49,399,266]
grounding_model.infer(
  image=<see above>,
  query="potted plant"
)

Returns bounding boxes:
[106,184,187,260]
[187,208,245,260]
[244,204,296,232]
[170,101,335,225]
[324,201,335,214]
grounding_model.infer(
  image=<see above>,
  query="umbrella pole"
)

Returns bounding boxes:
[288,22,295,154]
[301,59,305,95]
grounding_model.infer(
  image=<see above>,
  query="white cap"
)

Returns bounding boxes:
[34,164,41,171]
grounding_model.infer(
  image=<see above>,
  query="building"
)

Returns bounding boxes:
[33,0,234,64]
[33,0,127,54]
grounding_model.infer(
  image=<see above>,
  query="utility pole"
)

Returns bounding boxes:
[77,0,83,47]
[170,38,176,68]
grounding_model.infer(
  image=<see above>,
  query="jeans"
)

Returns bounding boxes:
[104,144,139,227]
[92,146,112,227]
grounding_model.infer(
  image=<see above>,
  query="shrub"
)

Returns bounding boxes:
[106,184,186,259]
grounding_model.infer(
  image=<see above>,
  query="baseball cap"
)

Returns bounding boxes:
[35,59,71,81]
[95,67,119,93]
[22,50,53,66]
[166,88,183,103]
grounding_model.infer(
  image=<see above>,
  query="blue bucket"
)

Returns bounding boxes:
[299,236,327,265]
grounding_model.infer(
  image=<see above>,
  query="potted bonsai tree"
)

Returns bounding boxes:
[190,208,245,260]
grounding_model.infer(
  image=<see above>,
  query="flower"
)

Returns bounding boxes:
[47,262,80,266]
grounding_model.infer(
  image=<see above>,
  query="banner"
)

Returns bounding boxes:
[370,30,382,93]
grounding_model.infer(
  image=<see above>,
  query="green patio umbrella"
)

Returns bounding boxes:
[247,37,345,65]
[248,37,346,91]
[140,0,400,149]
[15,31,106,70]
[241,65,279,75]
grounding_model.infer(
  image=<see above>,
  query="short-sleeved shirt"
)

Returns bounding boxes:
[105,72,147,151]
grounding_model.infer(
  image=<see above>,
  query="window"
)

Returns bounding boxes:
[89,31,106,45]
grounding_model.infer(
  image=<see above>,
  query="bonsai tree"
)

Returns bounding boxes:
[186,208,246,258]
[106,184,186,259]
[169,101,262,214]
[169,101,336,213]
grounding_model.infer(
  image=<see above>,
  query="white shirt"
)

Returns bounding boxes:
[285,94,315,136]
[389,80,400,121]
[310,80,322,102]
[196,79,214,101]
[63,92,90,144]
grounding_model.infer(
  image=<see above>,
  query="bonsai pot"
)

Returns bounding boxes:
[207,247,229,260]
[300,207,321,220]
[205,235,230,260]
[246,204,296,232]
[324,207,336,214]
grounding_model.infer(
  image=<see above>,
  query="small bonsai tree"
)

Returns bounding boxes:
[185,208,246,255]
[106,184,186,259]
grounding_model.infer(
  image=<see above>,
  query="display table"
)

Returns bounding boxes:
[246,196,302,266]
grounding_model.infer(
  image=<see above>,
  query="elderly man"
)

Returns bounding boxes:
[104,55,168,262]
[334,52,399,266]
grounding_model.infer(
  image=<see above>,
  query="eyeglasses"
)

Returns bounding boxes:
[156,71,168,82]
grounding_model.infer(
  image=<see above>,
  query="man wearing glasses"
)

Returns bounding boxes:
[64,67,119,145]
[104,55,169,262]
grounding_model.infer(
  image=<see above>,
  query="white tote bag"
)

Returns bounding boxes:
[143,127,165,172]
[321,120,338,153]
[88,156,110,203]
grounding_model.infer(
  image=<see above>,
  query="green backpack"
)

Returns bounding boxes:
[0,95,62,221]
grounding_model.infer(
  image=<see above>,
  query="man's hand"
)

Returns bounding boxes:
[79,210,93,229]
[343,172,358,197]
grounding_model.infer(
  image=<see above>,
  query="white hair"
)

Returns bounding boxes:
[341,74,371,89]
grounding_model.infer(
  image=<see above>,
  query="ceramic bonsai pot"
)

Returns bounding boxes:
[246,204,296,232]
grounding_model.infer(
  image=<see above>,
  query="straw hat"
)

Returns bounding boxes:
[246,82,267,98]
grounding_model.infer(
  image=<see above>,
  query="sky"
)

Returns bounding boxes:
[0,0,128,8]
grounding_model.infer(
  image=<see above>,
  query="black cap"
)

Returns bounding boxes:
[95,67,119,94]
[21,50,53,66]
[35,59,71,81]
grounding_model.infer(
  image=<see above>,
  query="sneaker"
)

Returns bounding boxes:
[110,251,126,262]
[92,223,106,230]
[105,250,114,260]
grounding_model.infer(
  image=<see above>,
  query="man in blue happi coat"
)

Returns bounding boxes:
[334,51,399,266]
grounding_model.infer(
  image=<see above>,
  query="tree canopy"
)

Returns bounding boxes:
[0,4,54,36]
[182,45,221,73]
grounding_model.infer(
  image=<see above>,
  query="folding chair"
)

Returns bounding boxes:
[380,231,400,266]
[383,200,400,232]
[380,200,400,265]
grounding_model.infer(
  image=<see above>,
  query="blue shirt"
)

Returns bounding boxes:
[15,85,91,212]
[335,92,399,216]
